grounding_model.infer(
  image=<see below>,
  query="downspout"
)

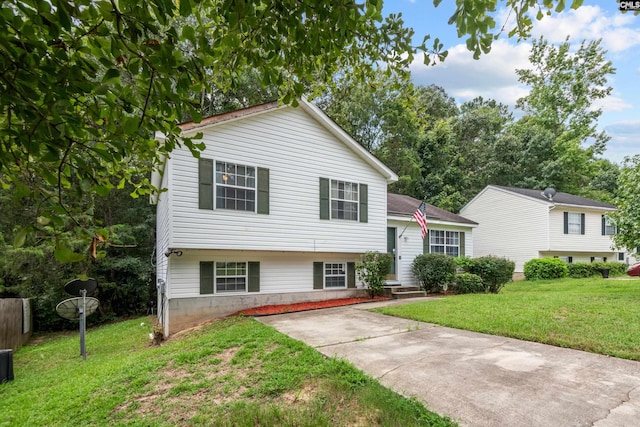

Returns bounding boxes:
[547,204,556,253]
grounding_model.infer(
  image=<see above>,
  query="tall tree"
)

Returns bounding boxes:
[515,36,615,194]
[612,155,640,254]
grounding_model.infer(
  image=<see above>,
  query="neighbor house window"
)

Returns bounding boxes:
[558,256,573,263]
[216,161,256,211]
[430,230,460,257]
[603,216,616,235]
[618,252,625,262]
[215,262,247,293]
[324,263,346,288]
[331,180,358,221]
[567,212,582,234]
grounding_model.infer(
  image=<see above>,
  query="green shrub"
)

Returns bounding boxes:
[412,253,457,292]
[454,256,474,272]
[567,262,593,278]
[453,273,485,294]
[524,258,569,280]
[568,261,628,278]
[356,251,393,297]
[467,256,515,293]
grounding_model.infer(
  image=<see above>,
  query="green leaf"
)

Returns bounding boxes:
[13,228,27,248]
[54,244,85,263]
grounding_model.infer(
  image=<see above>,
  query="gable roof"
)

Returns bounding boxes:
[487,185,616,209]
[387,193,477,225]
[172,99,398,184]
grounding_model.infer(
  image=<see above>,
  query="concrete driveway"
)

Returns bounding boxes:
[257,300,640,427]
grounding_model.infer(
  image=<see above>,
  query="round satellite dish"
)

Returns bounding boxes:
[542,187,556,200]
[56,297,99,321]
[64,278,98,297]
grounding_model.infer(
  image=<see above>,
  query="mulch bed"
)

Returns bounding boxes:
[231,296,391,317]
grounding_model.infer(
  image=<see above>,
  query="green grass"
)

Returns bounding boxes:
[374,277,640,360]
[1,317,455,427]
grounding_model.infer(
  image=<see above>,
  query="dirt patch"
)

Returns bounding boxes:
[231,296,391,317]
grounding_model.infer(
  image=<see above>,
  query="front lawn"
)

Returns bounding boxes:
[0,316,455,427]
[374,277,640,360]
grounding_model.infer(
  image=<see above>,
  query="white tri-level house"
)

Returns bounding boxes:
[460,185,628,273]
[152,100,398,335]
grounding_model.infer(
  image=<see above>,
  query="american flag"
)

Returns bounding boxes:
[413,201,428,240]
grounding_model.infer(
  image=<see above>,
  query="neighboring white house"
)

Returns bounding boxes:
[387,193,477,287]
[459,185,628,273]
[151,100,398,335]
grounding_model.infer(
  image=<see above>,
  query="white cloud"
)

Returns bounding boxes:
[530,5,640,52]
[409,40,531,106]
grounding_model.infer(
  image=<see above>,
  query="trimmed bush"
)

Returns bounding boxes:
[467,256,515,293]
[453,273,485,294]
[524,258,569,280]
[567,262,593,278]
[412,253,457,292]
[568,261,628,278]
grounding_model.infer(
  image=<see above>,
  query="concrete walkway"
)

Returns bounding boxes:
[257,299,640,427]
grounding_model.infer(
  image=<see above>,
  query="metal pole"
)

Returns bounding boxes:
[80,289,86,360]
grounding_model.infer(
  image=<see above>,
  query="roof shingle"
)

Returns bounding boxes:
[491,185,616,209]
[387,193,477,225]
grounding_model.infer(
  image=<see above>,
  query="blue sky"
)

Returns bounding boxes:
[382,0,640,164]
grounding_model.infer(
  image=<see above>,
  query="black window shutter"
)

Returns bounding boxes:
[459,232,465,257]
[563,212,568,234]
[601,215,606,235]
[347,262,356,288]
[603,257,607,262]
[568,256,573,263]
[200,261,214,294]
[199,158,214,210]
[581,213,585,235]
[590,257,595,263]
[248,262,260,292]
[423,230,430,254]
[313,262,324,289]
[319,178,330,220]
[257,168,269,214]
[359,184,368,223]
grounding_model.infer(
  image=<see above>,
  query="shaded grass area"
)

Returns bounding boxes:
[374,278,640,360]
[1,317,455,426]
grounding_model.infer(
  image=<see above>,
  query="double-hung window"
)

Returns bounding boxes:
[216,161,256,211]
[567,212,582,234]
[215,262,247,293]
[430,230,460,257]
[324,263,347,288]
[331,180,358,221]
[603,216,616,235]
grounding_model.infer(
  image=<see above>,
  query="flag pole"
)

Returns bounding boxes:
[398,215,414,238]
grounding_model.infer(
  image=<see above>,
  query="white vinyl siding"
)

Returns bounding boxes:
[549,209,616,253]
[171,250,363,298]
[166,107,388,253]
[460,187,549,273]
[387,219,474,287]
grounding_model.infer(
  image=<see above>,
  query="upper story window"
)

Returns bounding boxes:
[331,180,358,221]
[603,216,616,235]
[567,212,582,234]
[216,162,256,211]
[199,158,269,214]
[430,230,460,257]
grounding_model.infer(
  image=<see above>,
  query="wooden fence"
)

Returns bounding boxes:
[0,298,32,352]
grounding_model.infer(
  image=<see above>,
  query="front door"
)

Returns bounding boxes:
[387,227,397,280]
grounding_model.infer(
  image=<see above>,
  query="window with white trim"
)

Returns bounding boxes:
[331,180,358,221]
[618,252,625,262]
[324,263,346,288]
[215,262,247,293]
[603,218,616,235]
[430,230,460,257]
[216,161,256,211]
[567,212,582,234]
